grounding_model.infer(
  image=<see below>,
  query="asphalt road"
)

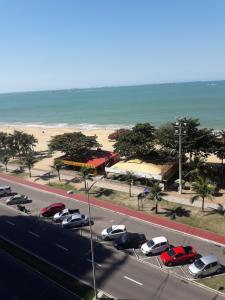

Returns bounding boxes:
[0,177,225,300]
[0,249,80,300]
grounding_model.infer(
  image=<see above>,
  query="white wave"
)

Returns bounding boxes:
[0,122,133,130]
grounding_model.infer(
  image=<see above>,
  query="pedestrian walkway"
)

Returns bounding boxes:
[1,172,225,246]
[3,163,222,211]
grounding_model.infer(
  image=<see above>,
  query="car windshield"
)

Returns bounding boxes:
[167,248,175,256]
[194,259,205,270]
[59,210,64,216]
[147,240,155,247]
[107,226,112,234]
[67,216,72,222]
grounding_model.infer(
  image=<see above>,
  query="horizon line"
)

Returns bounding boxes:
[0,78,225,95]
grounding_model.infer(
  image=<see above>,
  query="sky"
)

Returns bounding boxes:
[0,0,225,93]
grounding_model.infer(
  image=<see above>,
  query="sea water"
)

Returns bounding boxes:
[0,80,224,129]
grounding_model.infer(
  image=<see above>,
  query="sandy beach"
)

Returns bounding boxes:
[0,126,221,171]
[0,126,115,170]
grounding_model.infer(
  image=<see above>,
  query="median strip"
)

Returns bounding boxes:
[124,275,143,286]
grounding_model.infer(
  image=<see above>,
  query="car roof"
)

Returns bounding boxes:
[0,186,10,189]
[172,246,185,254]
[111,225,126,231]
[71,214,82,220]
[152,236,168,244]
[49,203,64,208]
[200,255,218,265]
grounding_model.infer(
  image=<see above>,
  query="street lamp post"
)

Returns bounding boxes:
[85,175,104,300]
[175,121,187,194]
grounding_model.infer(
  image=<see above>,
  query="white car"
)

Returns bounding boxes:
[0,186,11,196]
[53,208,80,222]
[101,225,127,240]
[189,255,221,278]
[62,214,89,228]
[141,236,169,255]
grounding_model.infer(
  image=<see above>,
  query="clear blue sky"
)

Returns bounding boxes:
[0,0,225,92]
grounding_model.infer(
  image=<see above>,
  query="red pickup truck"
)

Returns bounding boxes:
[160,246,198,266]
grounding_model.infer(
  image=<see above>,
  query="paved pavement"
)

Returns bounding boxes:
[3,163,222,211]
[0,189,225,300]
[1,172,225,245]
[0,249,80,300]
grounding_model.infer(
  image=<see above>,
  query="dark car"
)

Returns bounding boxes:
[114,232,146,250]
[40,203,65,217]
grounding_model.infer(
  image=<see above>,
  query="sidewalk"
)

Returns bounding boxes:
[1,172,225,246]
[3,163,222,211]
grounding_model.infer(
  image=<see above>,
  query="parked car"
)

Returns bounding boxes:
[114,232,146,250]
[40,203,65,217]
[101,225,127,240]
[0,186,11,196]
[189,255,221,278]
[62,214,89,228]
[160,246,198,266]
[6,194,31,205]
[141,236,170,255]
[53,208,80,222]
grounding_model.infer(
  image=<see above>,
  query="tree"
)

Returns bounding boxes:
[125,171,135,197]
[114,123,156,158]
[108,129,131,141]
[148,182,165,214]
[216,130,225,172]
[80,166,93,191]
[48,132,101,161]
[0,152,11,172]
[52,159,64,181]
[0,132,10,151]
[191,176,216,212]
[21,151,36,177]
[9,130,37,156]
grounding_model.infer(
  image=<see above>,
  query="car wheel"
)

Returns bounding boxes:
[117,246,123,250]
[189,258,194,263]
[167,262,172,267]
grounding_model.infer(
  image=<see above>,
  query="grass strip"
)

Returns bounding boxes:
[0,237,94,300]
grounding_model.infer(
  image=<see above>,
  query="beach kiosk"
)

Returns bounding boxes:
[60,149,119,175]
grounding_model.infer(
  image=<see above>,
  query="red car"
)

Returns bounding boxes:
[40,203,65,217]
[160,246,198,266]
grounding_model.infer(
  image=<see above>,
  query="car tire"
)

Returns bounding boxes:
[189,258,194,263]
[117,246,123,250]
[167,262,172,267]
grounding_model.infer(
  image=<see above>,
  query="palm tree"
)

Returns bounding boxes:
[191,176,216,212]
[125,171,135,197]
[148,182,165,214]
[21,151,36,177]
[80,166,93,192]
[52,159,64,181]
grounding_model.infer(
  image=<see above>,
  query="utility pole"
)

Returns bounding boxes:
[175,120,187,194]
[85,175,104,300]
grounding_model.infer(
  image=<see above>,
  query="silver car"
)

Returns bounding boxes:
[189,255,221,278]
[6,194,30,205]
[62,214,89,228]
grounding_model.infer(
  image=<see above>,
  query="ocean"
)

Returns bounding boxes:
[0,80,225,130]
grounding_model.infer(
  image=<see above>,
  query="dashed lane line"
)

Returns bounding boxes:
[28,231,40,238]
[124,276,143,286]
[5,220,15,226]
[86,258,102,268]
[55,243,69,251]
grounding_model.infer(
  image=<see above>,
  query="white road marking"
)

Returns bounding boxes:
[5,220,15,226]
[156,256,163,268]
[86,258,102,268]
[133,249,139,260]
[28,231,40,238]
[124,276,143,286]
[55,243,69,251]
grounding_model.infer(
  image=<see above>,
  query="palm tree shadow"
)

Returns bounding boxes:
[204,204,225,216]
[92,188,115,198]
[162,206,191,220]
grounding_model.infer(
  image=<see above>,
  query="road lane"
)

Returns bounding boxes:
[0,178,225,299]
